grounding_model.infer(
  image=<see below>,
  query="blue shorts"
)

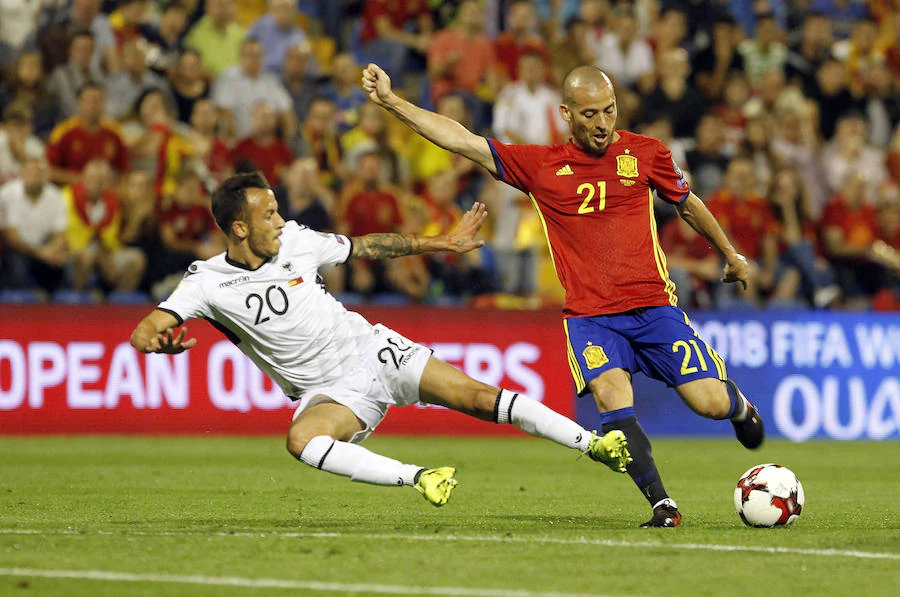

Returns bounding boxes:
[563,306,727,395]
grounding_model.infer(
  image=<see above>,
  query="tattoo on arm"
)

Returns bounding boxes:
[351,233,425,260]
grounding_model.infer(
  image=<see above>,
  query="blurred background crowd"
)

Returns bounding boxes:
[0,0,898,310]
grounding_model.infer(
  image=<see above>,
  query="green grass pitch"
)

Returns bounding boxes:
[0,435,896,596]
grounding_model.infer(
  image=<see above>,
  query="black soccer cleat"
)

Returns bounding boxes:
[727,379,765,450]
[640,504,682,528]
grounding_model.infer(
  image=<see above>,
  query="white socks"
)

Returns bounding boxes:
[495,389,591,452]
[299,436,423,486]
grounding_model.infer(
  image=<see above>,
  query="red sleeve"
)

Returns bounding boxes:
[46,137,62,168]
[820,199,844,229]
[115,136,130,173]
[486,139,548,193]
[648,139,690,204]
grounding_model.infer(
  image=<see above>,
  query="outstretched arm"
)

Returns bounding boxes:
[361,63,497,175]
[130,309,197,354]
[351,202,487,260]
[675,192,750,289]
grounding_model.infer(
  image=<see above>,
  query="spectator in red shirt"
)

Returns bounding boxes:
[707,156,781,305]
[359,0,433,87]
[339,150,419,297]
[188,98,232,184]
[659,216,718,309]
[821,172,887,302]
[230,102,293,187]
[427,0,499,109]
[494,0,549,85]
[46,83,130,186]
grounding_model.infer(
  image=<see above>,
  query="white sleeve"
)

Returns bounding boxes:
[48,187,67,234]
[157,271,211,324]
[304,229,352,268]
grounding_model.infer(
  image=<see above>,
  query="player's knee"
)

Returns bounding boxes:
[590,381,629,412]
[286,426,330,460]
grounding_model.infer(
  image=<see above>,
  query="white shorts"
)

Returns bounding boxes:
[291,324,432,443]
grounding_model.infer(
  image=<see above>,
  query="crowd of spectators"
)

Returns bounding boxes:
[0,0,898,311]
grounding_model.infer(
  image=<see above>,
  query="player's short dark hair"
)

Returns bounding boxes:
[211,172,271,233]
[76,81,103,99]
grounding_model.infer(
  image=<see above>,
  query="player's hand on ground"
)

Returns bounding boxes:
[144,327,197,354]
[362,63,394,107]
[722,254,750,290]
[444,202,488,254]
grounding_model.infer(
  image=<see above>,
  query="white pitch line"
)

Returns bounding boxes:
[0,528,897,561]
[0,568,628,597]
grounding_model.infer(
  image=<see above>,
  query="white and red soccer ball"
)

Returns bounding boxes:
[734,464,805,527]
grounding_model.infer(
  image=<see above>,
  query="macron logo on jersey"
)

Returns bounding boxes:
[219,275,250,289]
[556,164,574,176]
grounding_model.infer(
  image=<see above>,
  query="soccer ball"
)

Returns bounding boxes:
[734,464,804,527]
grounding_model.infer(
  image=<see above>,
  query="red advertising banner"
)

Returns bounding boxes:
[0,305,574,435]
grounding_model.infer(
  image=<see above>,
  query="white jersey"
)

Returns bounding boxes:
[158,221,374,397]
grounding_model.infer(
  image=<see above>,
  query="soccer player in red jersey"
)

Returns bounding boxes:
[362,63,764,527]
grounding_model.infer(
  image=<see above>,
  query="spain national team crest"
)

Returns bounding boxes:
[583,343,609,370]
[616,149,639,186]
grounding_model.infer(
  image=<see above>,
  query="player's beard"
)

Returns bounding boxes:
[249,230,281,260]
[573,125,611,157]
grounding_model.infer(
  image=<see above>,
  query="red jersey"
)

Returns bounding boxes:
[46,117,130,175]
[488,131,690,317]
[360,0,430,45]
[821,194,878,249]
[342,187,402,237]
[159,203,217,243]
[229,137,293,187]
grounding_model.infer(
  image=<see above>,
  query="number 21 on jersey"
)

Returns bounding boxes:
[577,181,607,214]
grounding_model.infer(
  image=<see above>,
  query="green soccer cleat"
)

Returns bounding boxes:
[414,467,458,507]
[585,430,631,473]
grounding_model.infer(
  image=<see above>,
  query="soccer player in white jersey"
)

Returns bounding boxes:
[130,172,631,506]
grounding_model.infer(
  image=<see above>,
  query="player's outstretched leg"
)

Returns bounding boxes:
[725,379,765,450]
[417,358,630,473]
[291,435,458,507]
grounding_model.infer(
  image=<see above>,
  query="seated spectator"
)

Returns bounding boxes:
[595,6,654,94]
[108,0,149,48]
[338,151,416,297]
[184,0,246,78]
[821,172,889,304]
[861,62,899,149]
[0,51,60,139]
[693,15,746,100]
[641,48,706,140]
[121,88,195,199]
[403,93,480,198]
[785,12,835,96]
[294,96,344,188]
[211,38,294,139]
[714,74,751,154]
[0,156,68,294]
[427,0,498,127]
[493,51,566,145]
[46,83,130,186]
[29,0,118,78]
[706,156,781,305]
[275,157,335,231]
[768,167,840,308]
[230,102,293,187]
[548,17,595,88]
[47,30,102,120]
[187,97,232,184]
[152,166,223,298]
[117,169,157,256]
[0,0,41,69]
[341,102,408,188]
[820,112,888,203]
[358,0,433,88]
[246,0,311,73]
[104,37,175,121]
[168,49,211,125]
[738,11,788,87]
[685,114,730,198]
[494,0,549,84]
[320,53,368,132]
[0,104,45,185]
[281,42,320,127]
[139,0,189,76]
[810,59,864,140]
[738,116,776,197]
[648,6,688,58]
[659,216,718,309]
[63,158,146,292]
[770,102,829,216]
